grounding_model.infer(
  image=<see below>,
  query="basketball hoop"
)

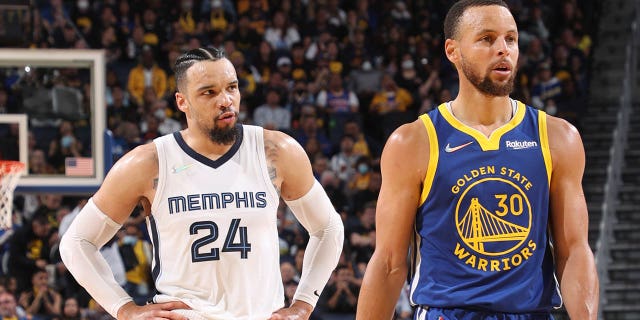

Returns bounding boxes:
[0,161,25,230]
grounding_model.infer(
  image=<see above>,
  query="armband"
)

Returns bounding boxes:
[285,181,344,307]
[59,198,133,318]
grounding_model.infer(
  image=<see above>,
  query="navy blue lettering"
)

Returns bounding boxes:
[256,192,267,208]
[168,196,186,214]
[221,192,234,208]
[168,191,268,212]
[187,194,201,211]
[236,192,249,207]
[201,193,220,210]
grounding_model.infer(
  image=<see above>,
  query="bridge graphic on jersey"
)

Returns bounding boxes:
[458,198,528,252]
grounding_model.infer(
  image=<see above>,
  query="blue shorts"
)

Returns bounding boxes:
[414,307,555,320]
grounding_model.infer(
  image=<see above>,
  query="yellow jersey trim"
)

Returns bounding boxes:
[419,114,439,206]
[437,101,527,151]
[538,110,553,186]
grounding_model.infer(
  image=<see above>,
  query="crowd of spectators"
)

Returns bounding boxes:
[0,0,598,319]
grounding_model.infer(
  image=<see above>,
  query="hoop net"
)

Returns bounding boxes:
[0,161,25,230]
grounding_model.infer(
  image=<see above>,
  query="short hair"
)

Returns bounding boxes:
[444,0,510,40]
[174,47,226,92]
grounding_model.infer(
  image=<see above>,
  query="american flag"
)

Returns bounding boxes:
[65,157,94,176]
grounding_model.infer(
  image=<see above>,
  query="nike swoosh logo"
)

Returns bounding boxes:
[172,164,194,173]
[314,290,320,297]
[444,141,473,153]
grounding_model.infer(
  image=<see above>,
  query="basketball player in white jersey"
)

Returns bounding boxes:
[60,47,344,320]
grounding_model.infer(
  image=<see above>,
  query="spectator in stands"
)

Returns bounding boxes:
[316,73,360,146]
[230,15,262,57]
[228,51,260,100]
[343,116,381,160]
[330,135,359,184]
[118,221,152,305]
[346,156,373,197]
[58,296,82,320]
[293,106,332,158]
[33,194,63,229]
[47,121,83,174]
[245,0,269,35]
[321,265,360,319]
[107,85,139,131]
[252,40,276,86]
[28,150,55,176]
[7,214,51,294]
[18,269,62,320]
[531,62,562,110]
[347,60,381,102]
[51,23,78,49]
[40,0,69,31]
[110,121,142,161]
[140,114,161,143]
[127,45,167,106]
[288,80,315,123]
[100,26,122,64]
[311,154,330,181]
[395,54,424,103]
[116,0,135,38]
[148,100,181,136]
[320,170,349,219]
[369,73,414,141]
[289,43,314,82]
[280,261,300,286]
[347,201,376,276]
[264,10,300,52]
[0,291,28,320]
[350,155,382,211]
[253,88,291,131]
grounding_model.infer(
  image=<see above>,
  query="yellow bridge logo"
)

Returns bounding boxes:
[455,178,532,256]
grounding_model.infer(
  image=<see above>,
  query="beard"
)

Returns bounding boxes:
[460,56,515,97]
[208,111,239,145]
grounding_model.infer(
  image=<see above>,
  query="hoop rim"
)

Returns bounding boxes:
[0,160,25,175]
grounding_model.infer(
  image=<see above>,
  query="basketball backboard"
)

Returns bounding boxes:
[0,49,109,194]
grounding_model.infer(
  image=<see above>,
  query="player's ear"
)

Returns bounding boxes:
[175,91,188,113]
[445,38,459,64]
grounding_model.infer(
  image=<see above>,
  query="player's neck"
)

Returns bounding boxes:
[450,90,513,127]
[180,129,236,160]
[450,92,513,138]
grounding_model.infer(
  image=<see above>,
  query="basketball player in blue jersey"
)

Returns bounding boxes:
[59,47,344,320]
[356,1,598,319]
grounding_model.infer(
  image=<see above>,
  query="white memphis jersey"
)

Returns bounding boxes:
[149,125,282,319]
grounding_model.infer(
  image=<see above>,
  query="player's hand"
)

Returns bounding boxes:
[117,301,191,320]
[268,300,313,320]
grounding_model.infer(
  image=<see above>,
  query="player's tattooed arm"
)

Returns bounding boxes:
[264,138,282,195]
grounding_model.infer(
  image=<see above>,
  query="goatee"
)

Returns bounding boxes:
[209,124,238,145]
[461,58,515,97]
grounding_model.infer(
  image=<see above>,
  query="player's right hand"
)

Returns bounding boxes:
[117,301,191,320]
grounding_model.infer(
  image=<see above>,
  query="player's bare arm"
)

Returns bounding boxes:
[92,143,159,224]
[356,120,429,319]
[546,115,599,319]
[263,129,315,200]
[263,128,343,319]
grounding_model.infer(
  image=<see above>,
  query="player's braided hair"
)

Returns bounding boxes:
[444,0,509,40]
[174,47,226,92]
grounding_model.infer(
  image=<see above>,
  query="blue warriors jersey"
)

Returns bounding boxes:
[409,100,562,313]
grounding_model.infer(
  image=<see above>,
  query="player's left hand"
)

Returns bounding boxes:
[268,300,313,320]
